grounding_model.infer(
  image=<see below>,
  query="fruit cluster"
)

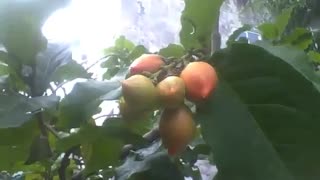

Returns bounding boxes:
[119,53,218,156]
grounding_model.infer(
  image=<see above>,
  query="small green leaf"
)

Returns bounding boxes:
[274,7,294,36]
[280,28,312,49]
[103,67,120,80]
[308,51,320,63]
[127,45,148,61]
[258,23,279,39]
[114,36,135,51]
[57,80,121,129]
[179,0,224,49]
[159,44,185,58]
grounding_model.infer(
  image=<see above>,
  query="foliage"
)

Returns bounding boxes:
[1,0,320,180]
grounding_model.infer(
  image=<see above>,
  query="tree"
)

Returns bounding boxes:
[1,0,320,180]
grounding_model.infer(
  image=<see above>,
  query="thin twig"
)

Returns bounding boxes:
[44,123,61,139]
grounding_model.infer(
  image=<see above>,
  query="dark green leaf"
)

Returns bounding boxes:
[57,80,121,129]
[33,42,74,96]
[115,142,184,180]
[197,81,294,180]
[159,44,185,58]
[179,0,224,49]
[0,94,59,128]
[210,42,320,179]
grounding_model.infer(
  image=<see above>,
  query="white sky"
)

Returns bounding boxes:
[42,0,123,126]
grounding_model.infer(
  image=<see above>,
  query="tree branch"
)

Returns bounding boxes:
[58,146,79,180]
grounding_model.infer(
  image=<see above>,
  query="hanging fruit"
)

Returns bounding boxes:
[159,105,196,156]
[156,76,186,108]
[180,61,218,102]
[129,54,164,75]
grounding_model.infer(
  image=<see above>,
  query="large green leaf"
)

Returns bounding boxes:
[0,144,31,171]
[0,0,70,64]
[158,44,185,58]
[179,0,224,50]
[0,94,59,128]
[51,60,91,83]
[57,80,121,129]
[56,120,147,152]
[197,81,294,180]
[204,42,320,179]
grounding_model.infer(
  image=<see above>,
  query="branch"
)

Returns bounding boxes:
[44,123,61,139]
[58,146,79,180]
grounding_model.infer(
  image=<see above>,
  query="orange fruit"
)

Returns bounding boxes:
[159,105,196,156]
[180,61,218,102]
[129,54,164,75]
[156,76,186,108]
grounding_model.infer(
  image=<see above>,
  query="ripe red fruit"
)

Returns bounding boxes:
[156,76,186,108]
[129,54,164,75]
[180,61,218,102]
[159,105,196,156]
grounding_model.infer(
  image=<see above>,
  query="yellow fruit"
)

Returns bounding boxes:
[121,74,159,111]
[156,76,186,108]
[129,54,164,75]
[159,105,196,156]
[180,61,218,102]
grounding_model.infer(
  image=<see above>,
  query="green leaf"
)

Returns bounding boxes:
[209,42,320,179]
[280,28,312,49]
[274,7,294,36]
[308,51,320,63]
[83,137,123,175]
[197,81,294,180]
[226,24,252,46]
[158,44,185,58]
[0,0,69,64]
[114,36,135,51]
[258,23,279,39]
[179,0,224,50]
[115,142,184,180]
[258,7,293,40]
[51,60,91,83]
[57,80,121,129]
[0,94,59,128]
[100,56,119,68]
[56,120,147,152]
[127,45,148,61]
[103,67,121,80]
[0,145,30,171]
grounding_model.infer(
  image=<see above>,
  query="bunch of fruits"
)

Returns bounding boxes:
[118,53,218,156]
